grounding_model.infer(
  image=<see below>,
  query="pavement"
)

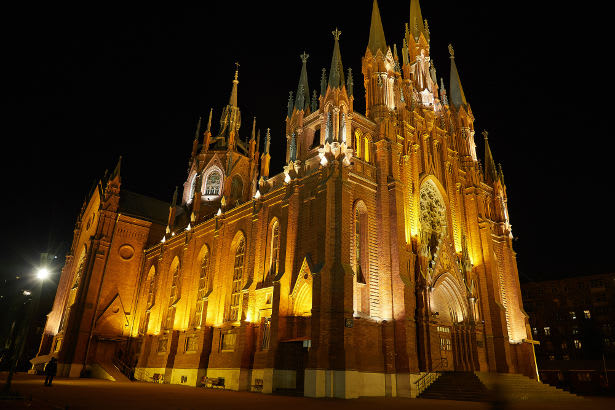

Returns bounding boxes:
[1,373,614,410]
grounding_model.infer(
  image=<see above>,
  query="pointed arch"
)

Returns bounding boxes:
[266,218,281,282]
[290,257,313,317]
[228,231,246,322]
[165,256,181,330]
[194,245,210,327]
[140,265,157,335]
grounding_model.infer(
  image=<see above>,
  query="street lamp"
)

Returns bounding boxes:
[36,268,50,281]
[3,266,50,393]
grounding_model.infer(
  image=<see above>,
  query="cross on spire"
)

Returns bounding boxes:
[332,28,342,40]
[300,51,309,63]
[234,62,240,80]
[448,44,455,58]
[482,130,488,140]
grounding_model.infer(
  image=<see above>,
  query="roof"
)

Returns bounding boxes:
[119,190,169,225]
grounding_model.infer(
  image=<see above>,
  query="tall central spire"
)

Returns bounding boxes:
[328,28,345,88]
[409,0,428,41]
[367,0,387,55]
[218,64,242,149]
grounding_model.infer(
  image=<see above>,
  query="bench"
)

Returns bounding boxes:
[200,376,225,389]
[251,378,264,392]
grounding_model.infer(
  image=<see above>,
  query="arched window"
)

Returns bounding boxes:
[268,220,280,279]
[355,130,362,158]
[364,136,370,162]
[194,247,210,327]
[165,260,181,330]
[354,206,368,284]
[60,248,87,332]
[140,266,157,334]
[230,175,243,205]
[340,112,347,143]
[204,171,222,196]
[229,237,245,322]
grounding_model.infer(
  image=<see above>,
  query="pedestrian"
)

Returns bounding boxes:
[44,357,58,386]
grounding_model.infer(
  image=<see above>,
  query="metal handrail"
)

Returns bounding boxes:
[414,358,448,395]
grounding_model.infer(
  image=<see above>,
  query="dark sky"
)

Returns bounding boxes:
[2,1,612,293]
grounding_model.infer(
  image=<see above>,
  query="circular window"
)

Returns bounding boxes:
[119,244,135,260]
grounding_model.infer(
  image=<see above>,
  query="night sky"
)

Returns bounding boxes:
[3,1,612,299]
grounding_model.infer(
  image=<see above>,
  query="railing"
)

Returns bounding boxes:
[112,355,135,380]
[414,358,448,395]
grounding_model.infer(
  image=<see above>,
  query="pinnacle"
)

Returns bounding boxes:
[367,0,387,55]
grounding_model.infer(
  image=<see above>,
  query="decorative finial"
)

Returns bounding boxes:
[234,62,240,80]
[482,130,488,140]
[300,51,309,63]
[424,19,430,36]
[332,28,342,41]
[448,44,455,58]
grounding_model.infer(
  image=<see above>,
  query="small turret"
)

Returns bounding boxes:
[448,44,468,108]
[260,128,271,178]
[217,64,242,150]
[294,52,311,112]
[482,131,498,184]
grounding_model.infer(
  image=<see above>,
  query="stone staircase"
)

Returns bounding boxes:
[419,372,491,401]
[419,371,582,402]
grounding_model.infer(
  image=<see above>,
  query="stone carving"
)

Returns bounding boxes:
[419,180,446,239]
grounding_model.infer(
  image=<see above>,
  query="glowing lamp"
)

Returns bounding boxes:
[36,268,50,280]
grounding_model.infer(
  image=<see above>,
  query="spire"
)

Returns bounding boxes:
[110,155,122,180]
[367,0,387,55]
[328,28,345,88]
[229,63,239,107]
[171,185,178,207]
[498,163,505,185]
[206,108,213,133]
[311,89,318,112]
[256,129,261,154]
[194,116,202,140]
[483,131,498,184]
[409,0,428,41]
[448,44,468,107]
[440,78,449,106]
[218,64,242,147]
[202,108,213,154]
[264,128,271,154]
[320,68,327,96]
[294,52,311,111]
[287,91,294,118]
[251,117,256,141]
[346,68,354,97]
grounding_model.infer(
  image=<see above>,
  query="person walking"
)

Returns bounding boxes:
[44,357,57,386]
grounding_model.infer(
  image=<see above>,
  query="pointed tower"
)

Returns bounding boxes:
[409,0,429,43]
[260,128,271,178]
[294,52,311,113]
[448,44,477,163]
[328,29,345,89]
[216,64,242,151]
[318,29,352,147]
[362,0,396,121]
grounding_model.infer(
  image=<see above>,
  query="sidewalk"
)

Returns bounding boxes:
[2,373,614,410]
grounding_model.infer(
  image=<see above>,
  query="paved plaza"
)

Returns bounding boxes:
[2,373,614,410]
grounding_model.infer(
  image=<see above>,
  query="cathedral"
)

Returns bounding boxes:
[32,0,537,398]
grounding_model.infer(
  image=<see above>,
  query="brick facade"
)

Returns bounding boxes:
[34,0,536,398]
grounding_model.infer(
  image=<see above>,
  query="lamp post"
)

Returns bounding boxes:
[3,267,49,393]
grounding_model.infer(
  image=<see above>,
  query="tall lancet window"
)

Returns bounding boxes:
[194,247,209,327]
[325,111,333,143]
[268,220,280,279]
[341,113,347,143]
[165,261,181,330]
[354,207,368,284]
[188,173,198,202]
[140,266,157,334]
[229,237,245,322]
[205,171,221,196]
